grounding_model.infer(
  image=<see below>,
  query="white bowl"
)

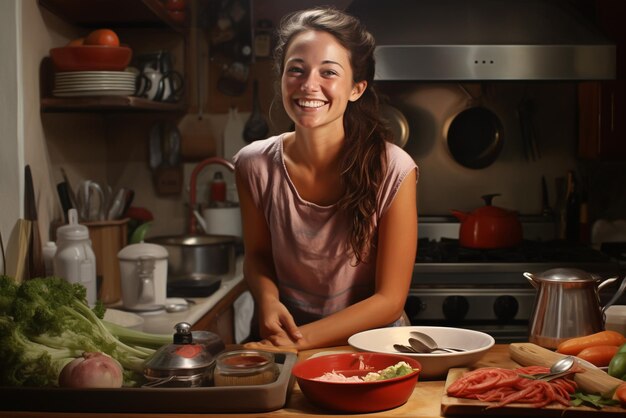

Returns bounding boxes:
[348,326,495,379]
[103,308,144,331]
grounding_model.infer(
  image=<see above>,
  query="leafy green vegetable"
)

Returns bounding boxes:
[570,391,620,409]
[0,276,171,387]
[363,361,417,382]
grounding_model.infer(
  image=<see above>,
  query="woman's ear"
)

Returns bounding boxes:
[349,80,367,102]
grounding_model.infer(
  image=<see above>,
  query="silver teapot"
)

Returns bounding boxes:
[525,268,624,349]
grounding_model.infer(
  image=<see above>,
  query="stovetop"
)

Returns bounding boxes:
[416,238,613,263]
[412,238,623,283]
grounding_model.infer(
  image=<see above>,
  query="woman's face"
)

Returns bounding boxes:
[281,30,366,131]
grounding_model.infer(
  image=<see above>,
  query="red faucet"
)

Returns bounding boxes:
[188,157,235,234]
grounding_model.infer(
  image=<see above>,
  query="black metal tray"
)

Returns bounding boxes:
[1,352,297,413]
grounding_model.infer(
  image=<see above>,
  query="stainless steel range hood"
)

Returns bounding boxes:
[347,0,616,80]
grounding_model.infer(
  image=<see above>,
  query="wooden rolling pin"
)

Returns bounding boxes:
[510,343,624,396]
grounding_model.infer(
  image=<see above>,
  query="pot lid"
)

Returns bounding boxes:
[473,194,518,218]
[532,268,598,283]
[56,208,90,241]
[144,323,215,375]
[118,242,168,261]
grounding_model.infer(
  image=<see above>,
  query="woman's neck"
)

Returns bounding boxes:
[287,124,345,173]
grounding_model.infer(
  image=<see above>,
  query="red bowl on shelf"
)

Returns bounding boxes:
[50,45,132,72]
[292,352,421,413]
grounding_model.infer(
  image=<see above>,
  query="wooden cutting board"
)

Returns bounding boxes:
[441,343,626,418]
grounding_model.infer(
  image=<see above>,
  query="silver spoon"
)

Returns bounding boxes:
[409,332,466,353]
[534,356,576,381]
[517,356,575,381]
[393,344,417,354]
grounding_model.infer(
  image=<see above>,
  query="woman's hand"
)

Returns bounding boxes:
[259,298,303,342]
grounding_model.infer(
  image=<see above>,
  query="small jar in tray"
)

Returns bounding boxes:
[214,349,279,386]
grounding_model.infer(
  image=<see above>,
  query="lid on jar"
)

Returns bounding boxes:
[118,242,168,261]
[144,323,216,377]
[56,209,90,241]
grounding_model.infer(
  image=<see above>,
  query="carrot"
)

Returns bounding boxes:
[556,330,626,355]
[616,382,626,407]
[575,345,620,367]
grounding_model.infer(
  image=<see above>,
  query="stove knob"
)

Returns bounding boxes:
[493,295,518,321]
[404,296,426,320]
[442,295,469,322]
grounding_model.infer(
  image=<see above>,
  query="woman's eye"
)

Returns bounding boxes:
[322,69,338,77]
[286,66,304,74]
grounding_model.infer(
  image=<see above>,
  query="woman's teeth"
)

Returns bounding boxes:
[298,99,326,108]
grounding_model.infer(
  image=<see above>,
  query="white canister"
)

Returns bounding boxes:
[117,243,168,311]
[54,209,97,306]
[202,206,242,237]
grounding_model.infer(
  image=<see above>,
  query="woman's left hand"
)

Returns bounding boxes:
[244,338,299,353]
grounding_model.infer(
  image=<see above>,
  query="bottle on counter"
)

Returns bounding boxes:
[209,171,226,205]
[53,209,97,306]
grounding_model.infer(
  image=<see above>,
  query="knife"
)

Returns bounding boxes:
[25,165,45,278]
[56,182,73,222]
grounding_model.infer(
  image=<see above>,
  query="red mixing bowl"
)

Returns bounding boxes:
[50,45,132,72]
[292,352,421,412]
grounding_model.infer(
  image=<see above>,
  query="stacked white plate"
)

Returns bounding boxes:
[53,71,136,97]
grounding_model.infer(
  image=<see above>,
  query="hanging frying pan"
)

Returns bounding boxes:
[380,104,409,148]
[444,85,504,169]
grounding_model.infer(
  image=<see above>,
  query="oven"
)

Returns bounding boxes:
[405,219,625,343]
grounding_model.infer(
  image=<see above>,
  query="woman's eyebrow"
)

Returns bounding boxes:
[285,57,344,69]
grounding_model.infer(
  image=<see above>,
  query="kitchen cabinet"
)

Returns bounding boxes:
[578,81,626,160]
[577,0,626,160]
[38,0,189,112]
[191,279,248,344]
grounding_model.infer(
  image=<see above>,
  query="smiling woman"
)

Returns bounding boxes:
[233,6,418,352]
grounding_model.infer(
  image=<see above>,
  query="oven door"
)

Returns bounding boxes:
[404,288,535,344]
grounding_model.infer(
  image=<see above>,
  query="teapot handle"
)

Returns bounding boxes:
[601,276,626,314]
[598,277,617,291]
[523,272,539,289]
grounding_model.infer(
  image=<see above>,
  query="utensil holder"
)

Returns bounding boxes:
[83,218,129,304]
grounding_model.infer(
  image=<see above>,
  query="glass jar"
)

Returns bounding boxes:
[214,350,279,386]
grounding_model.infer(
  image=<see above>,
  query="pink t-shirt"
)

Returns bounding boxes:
[234,134,418,325]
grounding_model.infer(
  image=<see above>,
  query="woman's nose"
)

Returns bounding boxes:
[300,74,319,92]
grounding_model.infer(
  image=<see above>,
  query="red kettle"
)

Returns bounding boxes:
[450,194,523,249]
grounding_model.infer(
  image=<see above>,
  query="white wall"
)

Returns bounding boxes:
[0,0,23,243]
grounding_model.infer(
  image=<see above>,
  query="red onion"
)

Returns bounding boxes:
[59,352,123,388]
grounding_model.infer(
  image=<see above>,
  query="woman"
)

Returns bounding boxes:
[234,7,418,351]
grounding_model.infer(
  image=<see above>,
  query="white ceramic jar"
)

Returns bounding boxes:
[117,243,168,311]
[53,209,97,306]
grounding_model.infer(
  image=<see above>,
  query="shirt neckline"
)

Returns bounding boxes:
[278,133,338,210]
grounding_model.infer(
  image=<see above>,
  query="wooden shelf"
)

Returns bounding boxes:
[38,0,186,32]
[41,95,186,112]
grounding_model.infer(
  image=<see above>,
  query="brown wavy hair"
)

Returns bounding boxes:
[274,7,392,264]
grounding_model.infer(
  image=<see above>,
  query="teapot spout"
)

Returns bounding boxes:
[450,209,467,222]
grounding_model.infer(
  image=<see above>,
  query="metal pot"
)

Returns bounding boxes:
[444,85,504,169]
[450,194,522,249]
[380,104,409,148]
[143,322,221,387]
[147,234,237,280]
[525,268,622,349]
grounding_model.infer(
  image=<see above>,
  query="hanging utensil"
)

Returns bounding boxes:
[178,0,215,161]
[380,104,409,148]
[243,79,269,142]
[444,84,504,169]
